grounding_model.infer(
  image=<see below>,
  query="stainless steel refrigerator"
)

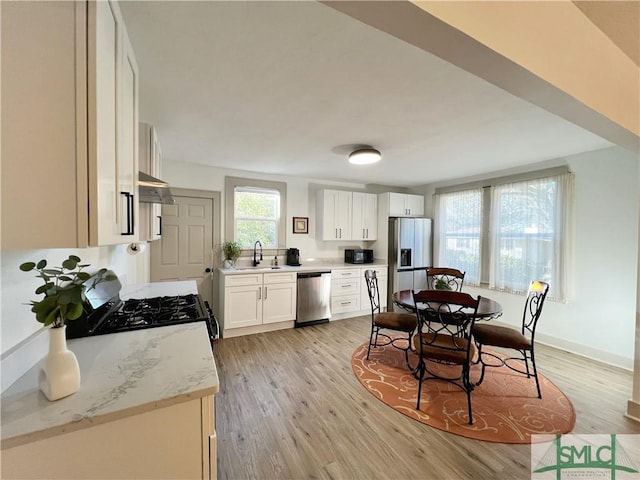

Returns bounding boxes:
[387,217,433,310]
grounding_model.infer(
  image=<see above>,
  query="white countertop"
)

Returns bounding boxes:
[1,281,218,450]
[218,258,388,275]
[120,280,199,299]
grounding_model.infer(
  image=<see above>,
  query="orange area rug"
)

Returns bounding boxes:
[352,340,575,443]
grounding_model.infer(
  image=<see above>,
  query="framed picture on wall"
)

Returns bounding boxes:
[293,217,308,234]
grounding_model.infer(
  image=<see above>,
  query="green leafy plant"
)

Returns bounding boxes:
[222,241,242,262]
[19,255,117,328]
[434,278,453,291]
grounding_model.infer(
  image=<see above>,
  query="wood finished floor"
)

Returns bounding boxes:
[213,316,640,480]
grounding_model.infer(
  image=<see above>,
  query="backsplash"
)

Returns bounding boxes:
[0,244,149,392]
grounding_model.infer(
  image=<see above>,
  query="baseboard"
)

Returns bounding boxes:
[222,320,294,339]
[1,327,48,393]
[488,319,633,371]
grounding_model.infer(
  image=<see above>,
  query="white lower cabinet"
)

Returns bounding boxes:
[1,396,216,479]
[330,268,361,314]
[223,272,297,330]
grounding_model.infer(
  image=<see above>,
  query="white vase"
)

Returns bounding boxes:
[39,325,81,401]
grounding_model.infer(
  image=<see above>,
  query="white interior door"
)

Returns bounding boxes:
[150,193,215,306]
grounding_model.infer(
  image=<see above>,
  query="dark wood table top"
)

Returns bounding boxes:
[392,290,503,319]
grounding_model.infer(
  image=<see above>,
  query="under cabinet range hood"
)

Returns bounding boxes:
[138,172,175,205]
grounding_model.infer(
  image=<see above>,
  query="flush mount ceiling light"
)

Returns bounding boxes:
[348,148,382,165]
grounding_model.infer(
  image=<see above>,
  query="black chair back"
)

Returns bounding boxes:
[364,269,381,316]
[522,280,550,341]
[426,267,466,292]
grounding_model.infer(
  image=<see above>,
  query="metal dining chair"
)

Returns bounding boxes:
[426,267,466,292]
[473,280,550,398]
[364,270,417,367]
[412,289,481,424]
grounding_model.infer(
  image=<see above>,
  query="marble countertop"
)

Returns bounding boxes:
[219,258,388,275]
[1,281,218,450]
[120,280,199,299]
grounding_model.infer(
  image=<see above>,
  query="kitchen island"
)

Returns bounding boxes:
[1,281,219,479]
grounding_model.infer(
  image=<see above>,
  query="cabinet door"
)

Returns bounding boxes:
[139,124,162,241]
[362,193,377,240]
[352,192,366,241]
[118,26,139,241]
[224,285,263,329]
[262,282,297,324]
[336,191,352,239]
[151,139,163,239]
[318,190,352,240]
[90,0,121,245]
[388,193,408,216]
[406,194,424,217]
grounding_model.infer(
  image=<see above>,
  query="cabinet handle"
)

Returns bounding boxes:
[264,287,268,300]
[335,228,338,239]
[341,301,351,305]
[341,284,351,288]
[157,215,162,236]
[258,287,261,300]
[120,192,134,235]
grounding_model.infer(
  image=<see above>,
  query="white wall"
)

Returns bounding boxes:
[163,162,394,262]
[422,146,639,369]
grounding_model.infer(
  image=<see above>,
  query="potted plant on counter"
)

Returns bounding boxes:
[222,241,242,268]
[20,255,116,401]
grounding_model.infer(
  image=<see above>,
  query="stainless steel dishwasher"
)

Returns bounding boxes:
[296,271,331,327]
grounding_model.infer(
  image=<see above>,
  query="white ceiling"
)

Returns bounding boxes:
[120,1,613,188]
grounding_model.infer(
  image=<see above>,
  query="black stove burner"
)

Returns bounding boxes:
[67,285,219,345]
[92,294,208,334]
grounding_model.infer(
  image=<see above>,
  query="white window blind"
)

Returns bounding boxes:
[434,170,573,301]
[434,188,483,285]
[489,173,573,300]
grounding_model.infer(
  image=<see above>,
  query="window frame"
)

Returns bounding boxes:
[225,176,287,252]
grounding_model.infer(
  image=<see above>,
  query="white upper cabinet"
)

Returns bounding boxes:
[385,192,425,217]
[139,123,162,242]
[317,189,353,241]
[1,0,138,248]
[352,192,378,241]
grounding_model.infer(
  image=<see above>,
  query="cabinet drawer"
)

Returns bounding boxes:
[361,267,387,278]
[263,272,297,284]
[224,273,262,287]
[331,295,360,313]
[332,268,360,279]
[331,278,360,295]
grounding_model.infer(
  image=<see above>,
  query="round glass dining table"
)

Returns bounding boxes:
[392,290,503,319]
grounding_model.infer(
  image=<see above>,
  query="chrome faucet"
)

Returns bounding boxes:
[253,240,263,266]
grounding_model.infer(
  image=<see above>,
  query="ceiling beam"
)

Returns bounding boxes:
[322,0,639,154]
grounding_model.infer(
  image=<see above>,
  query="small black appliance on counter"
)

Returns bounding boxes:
[344,248,374,264]
[286,248,301,266]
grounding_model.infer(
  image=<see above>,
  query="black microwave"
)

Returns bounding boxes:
[345,249,374,264]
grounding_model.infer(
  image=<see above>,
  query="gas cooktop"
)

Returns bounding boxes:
[66,272,218,344]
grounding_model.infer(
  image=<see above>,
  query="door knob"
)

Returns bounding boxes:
[205,267,212,273]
